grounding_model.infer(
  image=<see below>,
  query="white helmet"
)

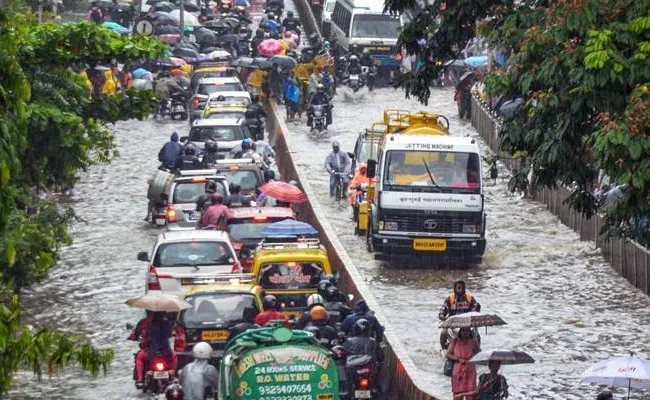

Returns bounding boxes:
[307,293,324,307]
[193,342,212,360]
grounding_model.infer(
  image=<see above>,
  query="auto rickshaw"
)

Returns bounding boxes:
[219,326,345,400]
[251,237,332,320]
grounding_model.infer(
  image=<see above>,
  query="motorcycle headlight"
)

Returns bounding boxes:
[384,221,398,231]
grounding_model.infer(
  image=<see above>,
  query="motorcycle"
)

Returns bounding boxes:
[170,91,188,120]
[361,66,376,91]
[139,353,176,394]
[151,195,169,226]
[309,104,328,135]
[346,354,381,399]
[346,71,364,93]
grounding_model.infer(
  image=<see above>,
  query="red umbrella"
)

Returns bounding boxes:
[257,39,285,57]
[258,181,307,204]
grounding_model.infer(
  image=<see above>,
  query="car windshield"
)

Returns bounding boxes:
[351,14,400,38]
[358,140,379,163]
[172,181,226,203]
[206,112,245,120]
[227,222,272,242]
[258,262,324,290]
[198,82,244,95]
[189,126,244,142]
[325,0,335,11]
[383,150,481,193]
[182,293,257,328]
[217,170,261,191]
[153,241,233,268]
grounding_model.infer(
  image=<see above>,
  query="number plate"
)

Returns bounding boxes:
[354,390,372,398]
[350,74,359,79]
[201,330,229,341]
[188,211,199,221]
[153,370,169,380]
[155,218,166,226]
[413,238,447,251]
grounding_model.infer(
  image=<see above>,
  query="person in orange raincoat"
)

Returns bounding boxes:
[348,162,375,206]
[101,70,116,97]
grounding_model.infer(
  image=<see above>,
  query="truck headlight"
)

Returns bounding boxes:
[378,221,384,230]
[384,221,398,231]
[462,224,478,234]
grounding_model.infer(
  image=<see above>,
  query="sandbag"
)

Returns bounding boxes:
[147,169,175,201]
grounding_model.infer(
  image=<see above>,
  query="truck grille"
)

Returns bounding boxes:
[382,210,482,233]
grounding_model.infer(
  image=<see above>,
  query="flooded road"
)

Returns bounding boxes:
[286,86,650,398]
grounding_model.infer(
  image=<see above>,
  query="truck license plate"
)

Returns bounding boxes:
[413,238,447,251]
[354,390,371,398]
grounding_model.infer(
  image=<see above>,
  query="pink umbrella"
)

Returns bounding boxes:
[257,39,285,57]
[160,35,181,45]
[169,56,186,66]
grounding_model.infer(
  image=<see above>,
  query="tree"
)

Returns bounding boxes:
[0,9,164,393]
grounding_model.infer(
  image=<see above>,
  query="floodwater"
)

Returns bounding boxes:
[12,12,650,400]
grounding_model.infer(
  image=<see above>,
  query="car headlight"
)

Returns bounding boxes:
[384,221,398,231]
[462,224,478,234]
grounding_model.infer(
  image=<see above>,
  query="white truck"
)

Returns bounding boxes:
[365,112,486,264]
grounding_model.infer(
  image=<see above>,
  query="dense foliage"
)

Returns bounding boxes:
[391,0,650,240]
[0,9,164,393]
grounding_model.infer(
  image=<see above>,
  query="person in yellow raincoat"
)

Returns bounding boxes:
[348,162,375,205]
[79,70,94,99]
[101,70,116,97]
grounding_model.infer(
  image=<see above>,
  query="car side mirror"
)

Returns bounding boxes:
[180,136,188,143]
[366,159,377,179]
[137,251,150,262]
[243,306,257,323]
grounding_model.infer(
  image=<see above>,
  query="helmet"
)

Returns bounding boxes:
[205,140,218,154]
[165,381,184,399]
[264,169,276,182]
[318,279,333,297]
[323,40,330,48]
[349,55,359,63]
[229,182,241,193]
[241,138,253,150]
[307,293,324,307]
[267,11,275,19]
[287,10,293,17]
[184,143,197,155]
[317,83,325,92]
[310,305,328,321]
[353,318,370,337]
[350,44,359,52]
[192,341,212,360]
[263,294,278,310]
[205,180,218,194]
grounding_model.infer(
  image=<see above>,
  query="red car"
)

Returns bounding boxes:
[222,207,295,272]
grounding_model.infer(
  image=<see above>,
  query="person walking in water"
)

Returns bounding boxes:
[447,327,479,399]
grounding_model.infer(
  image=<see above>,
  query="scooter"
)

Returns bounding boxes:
[151,195,169,226]
[346,354,381,399]
[309,104,328,135]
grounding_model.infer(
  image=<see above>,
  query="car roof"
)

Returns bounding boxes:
[197,76,241,84]
[158,230,231,242]
[191,118,245,127]
[205,105,247,112]
[227,207,295,220]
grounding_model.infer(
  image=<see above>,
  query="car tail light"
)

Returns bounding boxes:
[253,216,268,221]
[174,325,187,352]
[155,361,166,371]
[359,378,369,389]
[147,265,171,290]
[193,98,201,105]
[231,262,240,273]
[166,208,177,223]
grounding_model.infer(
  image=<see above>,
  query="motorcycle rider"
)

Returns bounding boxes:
[201,140,222,168]
[323,285,352,326]
[158,132,183,170]
[347,55,362,76]
[195,180,219,215]
[308,84,333,128]
[342,318,384,363]
[134,311,178,389]
[294,293,326,329]
[179,144,201,170]
[199,193,230,228]
[348,162,375,206]
[359,48,375,90]
[263,12,280,33]
[341,300,384,342]
[244,109,264,141]
[251,29,265,57]
[224,183,251,208]
[439,279,481,349]
[305,306,339,348]
[235,138,264,164]
[255,295,288,327]
[281,10,301,35]
[348,44,362,60]
[178,342,218,400]
[324,140,351,199]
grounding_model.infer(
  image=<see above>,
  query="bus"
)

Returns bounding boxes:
[330,0,402,72]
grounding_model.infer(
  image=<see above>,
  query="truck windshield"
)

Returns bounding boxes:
[351,14,400,39]
[383,150,481,192]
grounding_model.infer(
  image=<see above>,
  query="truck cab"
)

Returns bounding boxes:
[364,110,486,264]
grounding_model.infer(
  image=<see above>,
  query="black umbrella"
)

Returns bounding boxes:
[152,0,176,12]
[203,19,230,29]
[174,0,199,11]
[268,55,296,70]
[217,33,238,43]
[194,28,218,47]
[224,17,240,28]
[155,24,181,34]
[231,56,255,68]
[152,11,178,25]
[252,57,272,69]
[173,46,199,58]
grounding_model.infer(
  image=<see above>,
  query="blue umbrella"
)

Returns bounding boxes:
[464,55,488,68]
[102,21,130,35]
[261,220,318,236]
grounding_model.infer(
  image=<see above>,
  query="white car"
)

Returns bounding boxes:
[182,118,252,156]
[205,91,251,109]
[138,230,242,295]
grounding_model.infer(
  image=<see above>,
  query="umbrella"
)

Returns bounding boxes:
[440,312,506,329]
[169,56,187,67]
[203,19,231,29]
[173,46,200,58]
[169,9,200,26]
[152,0,176,12]
[159,33,181,44]
[156,24,181,35]
[582,354,650,399]
[268,55,297,70]
[194,28,218,46]
[217,33,239,44]
[125,293,192,312]
[464,55,488,68]
[257,39,285,57]
[152,11,179,25]
[207,50,232,60]
[497,97,524,118]
[253,57,272,69]
[102,21,130,35]
[258,181,307,204]
[261,220,318,236]
[469,350,535,366]
[174,0,200,12]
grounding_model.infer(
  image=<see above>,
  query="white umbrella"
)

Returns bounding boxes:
[582,354,650,399]
[169,9,200,27]
[125,293,192,312]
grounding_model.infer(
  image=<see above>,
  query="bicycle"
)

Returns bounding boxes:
[332,172,347,202]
